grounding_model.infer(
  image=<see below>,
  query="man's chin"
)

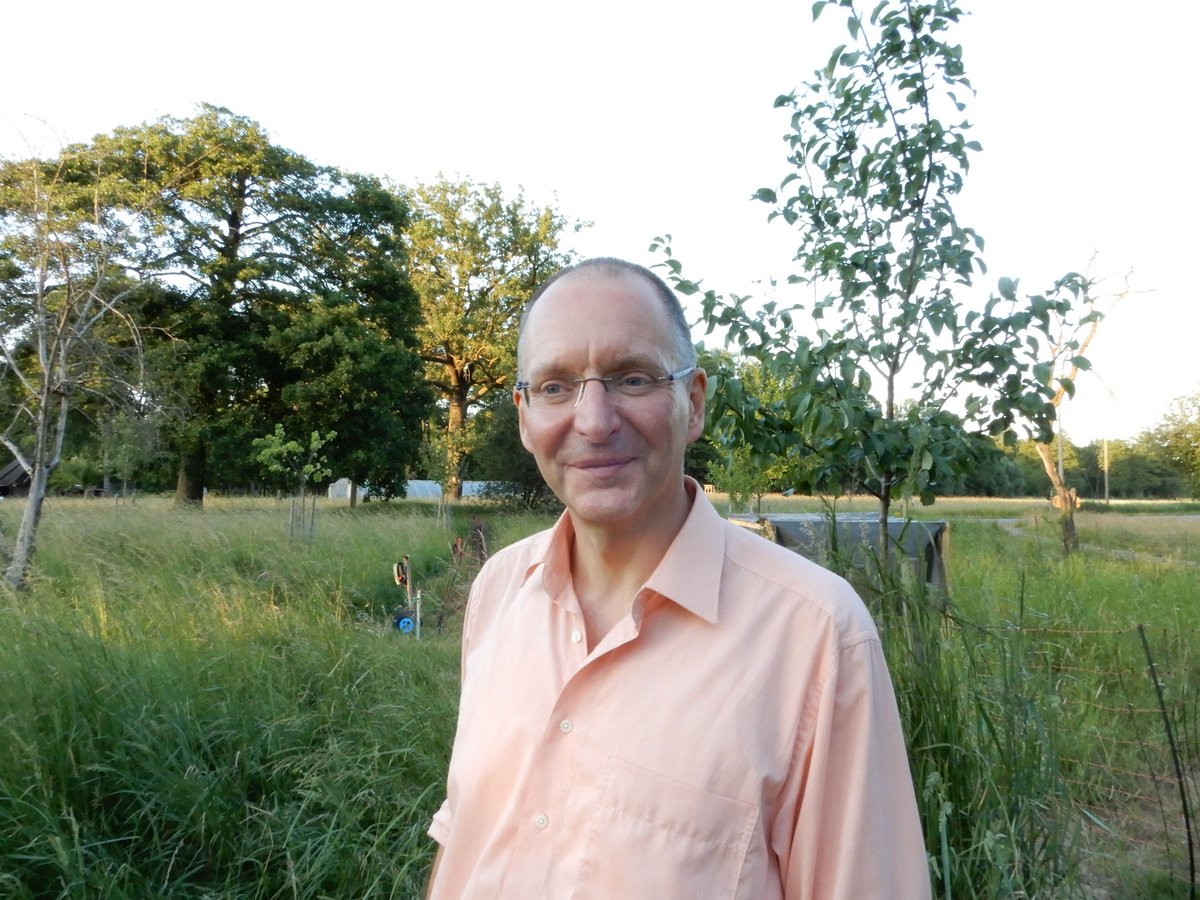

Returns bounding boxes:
[561,486,642,529]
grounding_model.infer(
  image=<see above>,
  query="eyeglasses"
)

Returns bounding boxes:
[516,365,697,409]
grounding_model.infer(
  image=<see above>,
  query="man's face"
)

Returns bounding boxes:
[515,270,706,535]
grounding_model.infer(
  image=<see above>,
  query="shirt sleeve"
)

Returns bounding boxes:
[427,562,488,848]
[776,633,932,900]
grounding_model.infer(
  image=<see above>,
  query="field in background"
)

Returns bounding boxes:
[0,494,1196,897]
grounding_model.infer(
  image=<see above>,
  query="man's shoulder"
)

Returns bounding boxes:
[720,516,847,590]
[718,518,878,641]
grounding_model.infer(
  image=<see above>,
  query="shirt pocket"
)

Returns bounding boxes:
[572,755,758,900]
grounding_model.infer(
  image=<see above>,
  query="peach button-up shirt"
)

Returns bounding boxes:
[428,481,930,899]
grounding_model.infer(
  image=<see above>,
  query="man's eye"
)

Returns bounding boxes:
[617,372,654,390]
[539,381,570,396]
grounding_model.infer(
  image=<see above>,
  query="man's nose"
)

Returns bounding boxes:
[572,378,621,436]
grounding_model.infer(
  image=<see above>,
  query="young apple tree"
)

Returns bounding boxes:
[655,0,1084,568]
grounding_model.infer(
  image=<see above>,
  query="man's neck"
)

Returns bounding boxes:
[567,481,694,649]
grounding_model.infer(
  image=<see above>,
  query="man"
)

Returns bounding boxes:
[426,258,930,898]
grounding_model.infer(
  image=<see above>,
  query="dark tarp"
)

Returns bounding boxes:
[729,513,949,590]
[0,458,30,497]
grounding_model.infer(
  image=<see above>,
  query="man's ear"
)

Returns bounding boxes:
[516,389,534,453]
[686,368,708,444]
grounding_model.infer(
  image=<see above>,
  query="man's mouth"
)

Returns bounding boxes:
[572,456,633,474]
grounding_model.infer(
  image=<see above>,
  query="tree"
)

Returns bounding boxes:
[98,405,165,497]
[654,0,1080,567]
[465,394,556,509]
[955,438,1026,497]
[261,286,429,501]
[705,356,811,512]
[1009,436,1082,499]
[405,177,580,499]
[1153,390,1200,497]
[1080,437,1188,500]
[1026,274,1112,550]
[95,106,429,503]
[0,148,154,589]
[1022,263,1140,549]
[253,425,334,538]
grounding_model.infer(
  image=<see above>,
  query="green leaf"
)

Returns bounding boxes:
[825,45,846,78]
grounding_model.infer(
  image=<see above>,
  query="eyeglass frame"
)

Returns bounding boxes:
[515,365,698,409]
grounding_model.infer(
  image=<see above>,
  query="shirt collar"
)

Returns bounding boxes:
[522,477,726,625]
[643,478,724,624]
[522,509,575,600]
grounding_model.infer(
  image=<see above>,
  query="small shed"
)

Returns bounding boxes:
[0,458,30,498]
[729,512,949,591]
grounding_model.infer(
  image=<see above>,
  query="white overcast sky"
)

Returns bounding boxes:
[3,0,1195,445]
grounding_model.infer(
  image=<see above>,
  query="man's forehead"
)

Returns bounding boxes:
[528,268,661,331]
[522,270,673,371]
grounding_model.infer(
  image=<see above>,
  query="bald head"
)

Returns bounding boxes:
[516,258,696,379]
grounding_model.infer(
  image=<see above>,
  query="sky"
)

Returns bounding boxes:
[3,0,1195,445]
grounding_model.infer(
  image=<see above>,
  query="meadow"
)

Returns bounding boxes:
[0,493,1196,898]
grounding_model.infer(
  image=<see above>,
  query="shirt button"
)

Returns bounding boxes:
[534,813,549,830]
[570,629,583,644]
[559,719,573,734]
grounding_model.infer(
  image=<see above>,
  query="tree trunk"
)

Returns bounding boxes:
[175,445,206,505]
[878,489,892,574]
[4,384,69,590]
[445,388,469,501]
[4,463,50,591]
[349,479,358,509]
[1035,442,1079,554]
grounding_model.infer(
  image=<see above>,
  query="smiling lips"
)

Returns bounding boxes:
[570,456,634,475]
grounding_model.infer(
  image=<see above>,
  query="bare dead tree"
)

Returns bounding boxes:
[1034,263,1135,555]
[1,149,152,590]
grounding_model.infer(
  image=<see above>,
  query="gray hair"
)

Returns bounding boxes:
[516,257,696,377]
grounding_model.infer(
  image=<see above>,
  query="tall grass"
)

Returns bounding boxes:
[0,495,1194,897]
[0,497,477,898]
[947,519,1198,897]
[830,547,1082,898]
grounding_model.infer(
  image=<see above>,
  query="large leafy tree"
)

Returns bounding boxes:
[405,177,579,498]
[1153,390,1200,497]
[93,106,429,502]
[263,295,428,499]
[655,0,1082,563]
[463,393,556,509]
[1076,436,1189,500]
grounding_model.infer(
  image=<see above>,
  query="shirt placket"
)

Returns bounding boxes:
[500,598,644,894]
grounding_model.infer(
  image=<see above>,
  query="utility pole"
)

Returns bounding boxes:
[1103,438,1110,504]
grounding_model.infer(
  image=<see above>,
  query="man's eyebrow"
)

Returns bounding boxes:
[604,355,665,372]
[524,355,667,380]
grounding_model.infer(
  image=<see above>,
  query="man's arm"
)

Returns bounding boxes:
[780,636,931,899]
